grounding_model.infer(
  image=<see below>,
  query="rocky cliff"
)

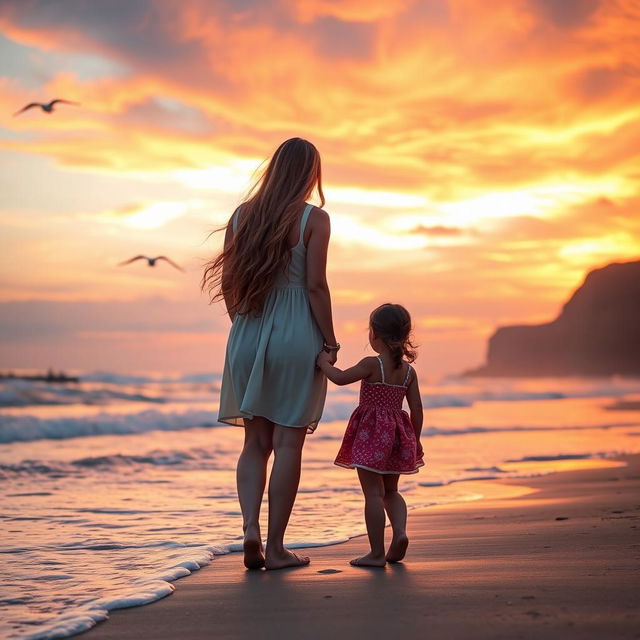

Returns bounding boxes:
[466,260,640,377]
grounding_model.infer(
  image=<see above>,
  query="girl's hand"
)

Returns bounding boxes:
[317,349,337,367]
[317,350,332,367]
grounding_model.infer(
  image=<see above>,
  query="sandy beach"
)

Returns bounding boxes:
[81,454,640,640]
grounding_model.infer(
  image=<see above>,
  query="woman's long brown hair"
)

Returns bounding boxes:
[201,138,324,316]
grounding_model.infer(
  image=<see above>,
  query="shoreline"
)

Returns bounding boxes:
[81,453,640,640]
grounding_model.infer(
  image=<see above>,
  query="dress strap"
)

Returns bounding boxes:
[298,203,313,246]
[402,364,412,387]
[231,207,241,234]
[376,355,385,384]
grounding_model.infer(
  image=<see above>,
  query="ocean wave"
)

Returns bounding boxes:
[82,371,222,385]
[420,452,616,487]
[18,545,224,640]
[0,451,228,482]
[0,379,167,408]
[0,376,223,409]
[421,386,638,409]
[0,409,219,444]
[1,403,637,445]
[464,465,507,473]
[0,448,224,480]
[422,422,636,437]
[505,453,593,462]
[420,475,506,486]
[317,383,640,421]
[420,468,549,487]
[4,374,640,415]
[71,449,210,468]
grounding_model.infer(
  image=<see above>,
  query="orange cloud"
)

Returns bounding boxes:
[0,0,637,197]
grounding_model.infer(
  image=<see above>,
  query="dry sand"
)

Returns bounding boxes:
[83,455,640,640]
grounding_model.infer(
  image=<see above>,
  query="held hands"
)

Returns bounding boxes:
[317,349,337,368]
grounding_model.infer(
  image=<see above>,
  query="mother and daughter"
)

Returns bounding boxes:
[201,138,424,570]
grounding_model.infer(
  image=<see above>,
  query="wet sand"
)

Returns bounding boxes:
[83,454,640,640]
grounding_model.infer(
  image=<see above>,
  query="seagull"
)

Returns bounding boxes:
[13,99,80,116]
[118,255,184,271]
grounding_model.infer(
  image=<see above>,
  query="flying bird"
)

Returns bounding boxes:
[13,99,80,116]
[118,255,184,272]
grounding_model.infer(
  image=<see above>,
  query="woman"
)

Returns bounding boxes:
[201,138,338,570]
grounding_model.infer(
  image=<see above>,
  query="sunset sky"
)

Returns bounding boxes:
[0,0,638,378]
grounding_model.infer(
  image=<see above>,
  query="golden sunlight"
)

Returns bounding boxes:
[126,202,188,229]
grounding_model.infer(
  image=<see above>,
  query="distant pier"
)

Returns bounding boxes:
[0,369,79,383]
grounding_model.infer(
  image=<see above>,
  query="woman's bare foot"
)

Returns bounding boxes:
[265,548,310,570]
[243,537,265,570]
[386,534,409,563]
[350,552,386,568]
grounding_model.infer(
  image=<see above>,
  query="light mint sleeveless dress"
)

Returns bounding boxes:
[218,203,327,432]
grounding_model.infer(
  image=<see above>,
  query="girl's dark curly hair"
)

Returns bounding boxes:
[369,303,417,369]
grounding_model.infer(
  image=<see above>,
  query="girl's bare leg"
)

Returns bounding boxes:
[383,474,409,562]
[264,424,310,570]
[351,468,386,567]
[236,417,274,569]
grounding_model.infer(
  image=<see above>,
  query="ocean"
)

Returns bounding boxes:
[1,373,639,639]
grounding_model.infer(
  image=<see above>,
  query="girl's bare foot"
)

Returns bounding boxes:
[265,548,310,570]
[350,552,386,568]
[386,534,409,563]
[243,537,265,570]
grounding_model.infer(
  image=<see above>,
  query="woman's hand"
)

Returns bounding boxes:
[317,347,337,367]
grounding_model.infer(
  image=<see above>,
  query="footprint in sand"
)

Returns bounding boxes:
[524,610,541,619]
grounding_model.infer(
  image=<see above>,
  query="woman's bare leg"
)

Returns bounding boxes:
[383,474,409,562]
[351,468,386,567]
[236,417,274,569]
[264,424,309,570]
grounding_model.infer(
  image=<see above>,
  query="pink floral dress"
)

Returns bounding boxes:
[334,356,424,475]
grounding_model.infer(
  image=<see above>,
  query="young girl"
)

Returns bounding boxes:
[316,303,424,567]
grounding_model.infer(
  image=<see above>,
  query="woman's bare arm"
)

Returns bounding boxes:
[306,207,337,355]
